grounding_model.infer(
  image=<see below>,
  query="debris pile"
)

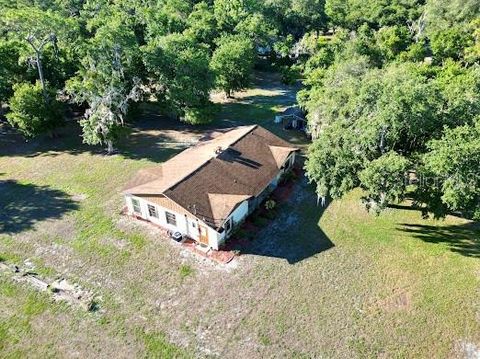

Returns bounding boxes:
[0,261,98,312]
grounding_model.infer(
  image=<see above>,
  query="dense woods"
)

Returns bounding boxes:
[0,0,479,219]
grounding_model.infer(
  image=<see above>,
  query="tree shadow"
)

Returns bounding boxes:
[115,107,217,163]
[398,223,480,258]
[0,179,79,234]
[116,127,188,163]
[1,70,305,162]
[0,115,201,163]
[227,175,334,264]
[0,119,104,158]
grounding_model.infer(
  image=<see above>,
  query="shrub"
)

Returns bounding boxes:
[264,210,277,220]
[265,199,276,211]
[6,82,64,138]
[281,170,298,183]
[234,228,247,239]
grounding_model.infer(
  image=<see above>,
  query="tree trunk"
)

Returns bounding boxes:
[35,50,48,103]
[379,126,387,154]
[106,140,115,155]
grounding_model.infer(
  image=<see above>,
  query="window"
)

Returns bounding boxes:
[165,211,177,226]
[224,217,233,233]
[147,204,158,218]
[132,198,141,214]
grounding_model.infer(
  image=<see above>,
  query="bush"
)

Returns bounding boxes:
[252,215,269,227]
[265,199,276,211]
[281,169,298,183]
[234,228,247,239]
[263,209,277,219]
[6,82,64,138]
[182,103,216,124]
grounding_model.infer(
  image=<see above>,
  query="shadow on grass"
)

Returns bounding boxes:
[0,179,79,234]
[0,116,196,163]
[116,126,187,163]
[228,177,334,264]
[1,71,305,161]
[0,120,103,159]
[399,223,480,258]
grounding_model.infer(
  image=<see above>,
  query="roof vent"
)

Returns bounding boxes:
[214,146,223,155]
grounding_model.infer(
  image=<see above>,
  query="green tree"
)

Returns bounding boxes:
[464,19,480,64]
[213,0,250,32]
[359,151,410,213]
[305,61,440,202]
[142,33,214,123]
[424,0,479,63]
[304,56,480,215]
[67,17,142,153]
[433,60,480,127]
[0,40,25,104]
[424,0,480,34]
[185,2,218,47]
[422,119,480,219]
[6,82,64,138]
[210,35,255,97]
[142,0,193,40]
[2,8,78,101]
[430,26,472,61]
[325,0,422,29]
[289,0,327,32]
[375,25,411,61]
[213,0,275,47]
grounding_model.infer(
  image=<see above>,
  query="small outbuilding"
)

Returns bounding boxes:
[274,106,307,131]
[123,125,298,250]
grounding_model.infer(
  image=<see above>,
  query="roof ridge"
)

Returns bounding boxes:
[226,124,257,147]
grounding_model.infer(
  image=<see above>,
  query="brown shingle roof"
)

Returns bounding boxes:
[125,125,298,229]
[123,125,256,195]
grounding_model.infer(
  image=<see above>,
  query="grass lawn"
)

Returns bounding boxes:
[0,72,479,358]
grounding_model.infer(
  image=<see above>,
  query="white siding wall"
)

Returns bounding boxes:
[216,200,249,248]
[230,200,249,224]
[125,194,225,249]
[125,194,190,232]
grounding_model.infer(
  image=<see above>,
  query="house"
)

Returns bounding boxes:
[123,125,298,250]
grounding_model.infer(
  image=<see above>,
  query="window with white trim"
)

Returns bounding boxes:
[132,198,141,214]
[147,204,158,218]
[165,211,177,226]
[224,217,233,233]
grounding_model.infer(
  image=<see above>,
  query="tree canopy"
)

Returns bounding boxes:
[210,35,255,97]
[299,0,480,218]
[0,0,479,219]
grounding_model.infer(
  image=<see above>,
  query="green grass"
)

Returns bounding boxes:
[0,279,59,357]
[0,72,478,357]
[139,331,190,358]
[178,264,194,279]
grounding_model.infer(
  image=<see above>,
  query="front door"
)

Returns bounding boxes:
[198,225,209,246]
